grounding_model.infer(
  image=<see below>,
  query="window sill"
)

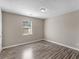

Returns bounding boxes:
[22,33,32,36]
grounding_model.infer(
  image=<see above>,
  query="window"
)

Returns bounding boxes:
[22,20,32,35]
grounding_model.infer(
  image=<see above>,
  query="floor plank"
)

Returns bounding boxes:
[0,40,79,59]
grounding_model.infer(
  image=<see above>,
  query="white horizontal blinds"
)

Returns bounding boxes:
[22,20,32,35]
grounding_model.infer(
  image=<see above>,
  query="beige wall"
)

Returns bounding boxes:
[0,9,2,51]
[45,10,79,49]
[2,12,44,47]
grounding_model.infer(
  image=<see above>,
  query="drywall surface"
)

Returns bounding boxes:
[2,12,44,47]
[45,10,79,49]
[0,9,2,51]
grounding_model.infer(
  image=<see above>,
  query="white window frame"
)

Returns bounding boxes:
[22,20,32,35]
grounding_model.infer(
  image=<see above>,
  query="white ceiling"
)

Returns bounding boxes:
[0,0,79,19]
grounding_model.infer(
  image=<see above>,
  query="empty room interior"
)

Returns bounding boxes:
[1,0,79,59]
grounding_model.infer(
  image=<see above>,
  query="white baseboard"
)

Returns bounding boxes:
[45,39,79,51]
[2,39,79,52]
[2,39,43,50]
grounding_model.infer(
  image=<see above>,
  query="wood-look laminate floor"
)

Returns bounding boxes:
[0,40,79,59]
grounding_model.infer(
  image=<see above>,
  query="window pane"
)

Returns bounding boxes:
[22,20,32,35]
